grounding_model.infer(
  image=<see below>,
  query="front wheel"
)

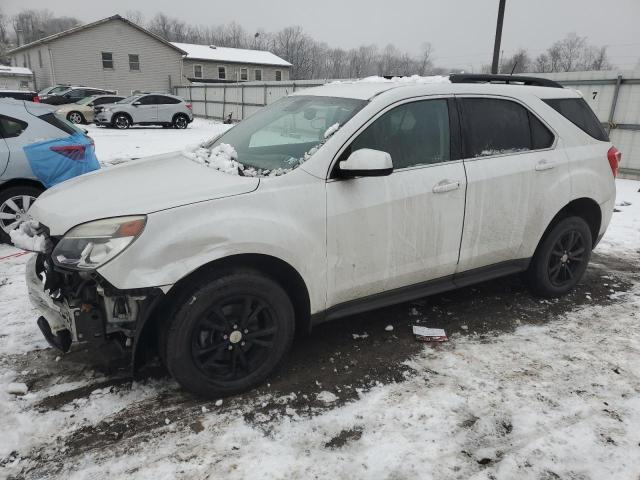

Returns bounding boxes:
[0,186,43,244]
[113,114,131,129]
[526,216,592,297]
[165,270,295,398]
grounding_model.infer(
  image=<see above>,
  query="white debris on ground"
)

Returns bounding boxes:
[9,220,49,252]
[0,126,638,480]
[5,382,28,395]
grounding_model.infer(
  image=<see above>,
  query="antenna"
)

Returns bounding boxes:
[510,61,518,76]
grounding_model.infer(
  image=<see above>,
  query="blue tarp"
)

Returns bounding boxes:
[23,132,100,188]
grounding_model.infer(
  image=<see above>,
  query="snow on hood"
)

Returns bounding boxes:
[29,152,259,236]
[9,221,50,253]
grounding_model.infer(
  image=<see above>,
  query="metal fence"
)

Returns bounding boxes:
[175,71,640,177]
[173,80,327,123]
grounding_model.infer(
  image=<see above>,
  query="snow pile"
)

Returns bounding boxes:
[323,123,340,139]
[187,143,242,174]
[334,75,451,85]
[9,221,49,253]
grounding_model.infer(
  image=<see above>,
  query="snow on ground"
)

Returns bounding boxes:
[86,118,231,166]
[0,160,639,478]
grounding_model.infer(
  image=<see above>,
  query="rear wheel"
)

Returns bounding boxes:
[67,111,85,124]
[165,270,295,398]
[0,186,43,244]
[173,114,189,129]
[113,114,131,129]
[526,216,592,297]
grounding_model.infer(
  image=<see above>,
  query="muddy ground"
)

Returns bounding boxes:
[3,251,637,479]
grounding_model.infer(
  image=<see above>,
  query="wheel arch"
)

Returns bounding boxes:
[133,253,312,370]
[0,178,46,193]
[537,197,602,252]
[172,112,189,123]
[112,111,133,124]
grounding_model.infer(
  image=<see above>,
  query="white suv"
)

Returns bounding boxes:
[94,93,194,129]
[24,75,619,398]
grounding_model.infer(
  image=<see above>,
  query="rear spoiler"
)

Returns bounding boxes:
[449,74,563,89]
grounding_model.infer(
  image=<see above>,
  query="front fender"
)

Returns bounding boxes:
[97,174,327,313]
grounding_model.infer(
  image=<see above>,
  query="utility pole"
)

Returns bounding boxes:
[491,0,506,74]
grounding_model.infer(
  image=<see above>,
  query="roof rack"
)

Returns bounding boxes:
[449,74,563,89]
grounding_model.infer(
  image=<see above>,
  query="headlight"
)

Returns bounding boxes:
[52,216,146,270]
[102,108,111,113]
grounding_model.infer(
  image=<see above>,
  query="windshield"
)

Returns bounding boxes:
[207,95,366,173]
[116,95,141,104]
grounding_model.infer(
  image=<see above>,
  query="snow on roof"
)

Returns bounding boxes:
[171,42,291,67]
[0,66,33,76]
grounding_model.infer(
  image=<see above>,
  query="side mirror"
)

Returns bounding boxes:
[87,102,94,107]
[338,148,393,178]
[132,101,141,106]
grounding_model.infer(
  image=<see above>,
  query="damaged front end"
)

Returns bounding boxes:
[26,224,164,369]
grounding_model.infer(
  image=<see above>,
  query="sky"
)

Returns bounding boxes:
[2,0,640,71]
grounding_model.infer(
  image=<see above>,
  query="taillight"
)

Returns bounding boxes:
[186,103,192,110]
[50,144,86,161]
[607,146,621,177]
[33,95,41,103]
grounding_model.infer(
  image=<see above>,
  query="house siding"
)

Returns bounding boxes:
[183,59,290,83]
[13,19,183,95]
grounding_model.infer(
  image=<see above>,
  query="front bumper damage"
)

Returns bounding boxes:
[26,252,164,369]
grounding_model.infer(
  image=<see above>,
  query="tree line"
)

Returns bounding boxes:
[0,8,621,80]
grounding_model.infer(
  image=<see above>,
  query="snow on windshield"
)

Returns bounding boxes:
[185,122,342,177]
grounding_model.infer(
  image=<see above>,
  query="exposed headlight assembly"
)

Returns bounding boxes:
[53,216,146,270]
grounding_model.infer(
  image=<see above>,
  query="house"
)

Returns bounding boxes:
[0,66,34,90]
[7,15,186,95]
[172,42,291,83]
[6,15,293,96]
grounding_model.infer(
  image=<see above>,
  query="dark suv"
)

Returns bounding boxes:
[41,87,116,106]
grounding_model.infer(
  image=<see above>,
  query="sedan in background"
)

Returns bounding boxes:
[40,87,116,106]
[56,94,125,124]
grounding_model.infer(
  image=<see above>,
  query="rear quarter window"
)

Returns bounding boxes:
[39,112,83,136]
[543,97,608,141]
[0,115,28,138]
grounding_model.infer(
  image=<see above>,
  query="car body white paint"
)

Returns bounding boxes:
[29,81,616,317]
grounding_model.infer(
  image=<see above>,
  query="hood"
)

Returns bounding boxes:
[30,152,260,235]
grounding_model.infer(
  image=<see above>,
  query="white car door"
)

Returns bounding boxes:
[326,98,467,308]
[456,96,569,273]
[133,95,158,123]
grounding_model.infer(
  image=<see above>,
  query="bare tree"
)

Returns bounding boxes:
[124,10,144,25]
[499,48,530,74]
[418,42,433,75]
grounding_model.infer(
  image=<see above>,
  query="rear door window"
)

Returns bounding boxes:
[156,96,181,104]
[0,116,28,138]
[543,97,608,141]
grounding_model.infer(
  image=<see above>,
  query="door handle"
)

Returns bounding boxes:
[432,180,460,193]
[535,159,556,171]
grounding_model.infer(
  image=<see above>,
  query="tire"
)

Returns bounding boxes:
[113,114,131,129]
[173,114,189,129]
[0,185,44,244]
[526,216,592,297]
[165,269,295,398]
[67,111,85,124]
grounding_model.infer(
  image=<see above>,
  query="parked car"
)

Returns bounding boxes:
[0,98,99,243]
[56,94,125,124]
[25,75,618,398]
[0,89,40,102]
[38,84,73,98]
[40,87,116,106]
[94,93,193,129]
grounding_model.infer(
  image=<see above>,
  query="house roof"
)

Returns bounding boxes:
[8,15,187,55]
[171,42,291,68]
[0,66,33,76]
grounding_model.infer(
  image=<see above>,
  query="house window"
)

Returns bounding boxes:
[240,68,248,81]
[129,54,140,71]
[22,54,27,68]
[193,64,203,78]
[218,66,226,80]
[38,50,43,68]
[254,69,262,81]
[275,70,282,81]
[102,52,114,69]
[27,53,31,69]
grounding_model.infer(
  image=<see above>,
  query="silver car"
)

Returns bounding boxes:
[94,93,194,129]
[0,99,98,243]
